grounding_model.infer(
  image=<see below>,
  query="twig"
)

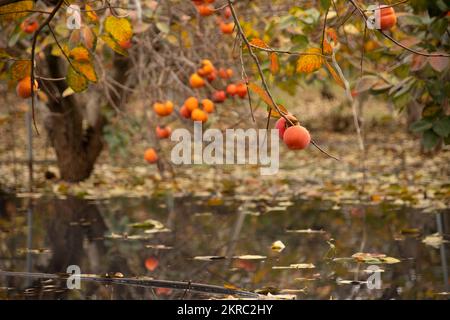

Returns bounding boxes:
[30,0,65,134]
[0,269,259,298]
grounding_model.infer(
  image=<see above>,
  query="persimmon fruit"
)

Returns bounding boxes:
[283,125,311,150]
[16,76,38,99]
[180,105,191,119]
[190,73,205,88]
[20,19,39,34]
[226,84,237,96]
[236,83,247,98]
[198,4,214,17]
[191,108,208,122]
[220,21,234,34]
[144,148,158,164]
[153,101,173,116]
[156,125,172,139]
[212,90,226,103]
[185,97,199,111]
[379,6,397,30]
[202,99,214,113]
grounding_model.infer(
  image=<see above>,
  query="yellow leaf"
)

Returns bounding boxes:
[248,82,287,118]
[296,48,323,74]
[72,60,97,82]
[85,4,98,23]
[270,52,279,74]
[249,38,269,49]
[0,0,33,22]
[66,66,88,92]
[104,16,132,43]
[10,60,31,81]
[69,46,90,62]
[324,60,345,88]
[101,34,128,56]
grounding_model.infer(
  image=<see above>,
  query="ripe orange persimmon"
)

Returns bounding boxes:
[190,73,206,88]
[185,97,199,111]
[20,19,39,34]
[202,99,214,113]
[220,21,234,34]
[275,114,299,139]
[275,118,287,139]
[235,83,247,98]
[379,6,397,30]
[156,125,172,139]
[144,148,158,164]
[283,125,311,150]
[16,76,38,99]
[206,70,217,82]
[223,6,232,19]
[198,63,214,77]
[191,108,208,122]
[226,84,237,96]
[212,90,226,103]
[153,101,173,116]
[198,4,214,17]
[180,105,191,119]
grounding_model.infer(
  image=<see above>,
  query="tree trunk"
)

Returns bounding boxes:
[43,51,105,182]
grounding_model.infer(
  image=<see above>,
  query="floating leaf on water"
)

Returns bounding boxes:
[273,263,315,270]
[144,228,171,234]
[145,244,173,250]
[233,255,267,260]
[279,288,307,294]
[286,229,326,234]
[17,248,51,255]
[194,212,213,217]
[105,233,152,240]
[193,256,226,261]
[351,252,401,264]
[337,279,364,285]
[265,206,287,213]
[265,293,296,300]
[422,233,448,249]
[271,240,286,253]
[129,219,165,230]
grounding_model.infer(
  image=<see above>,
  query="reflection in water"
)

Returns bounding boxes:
[0,193,448,300]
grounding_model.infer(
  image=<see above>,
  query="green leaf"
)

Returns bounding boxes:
[433,117,450,138]
[320,0,331,11]
[422,129,440,150]
[104,16,132,42]
[66,66,88,93]
[410,119,433,133]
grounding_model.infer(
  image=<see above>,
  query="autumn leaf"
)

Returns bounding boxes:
[296,48,323,73]
[247,82,287,117]
[101,34,128,56]
[10,60,31,81]
[428,55,449,73]
[84,4,98,23]
[72,61,97,83]
[249,38,269,49]
[104,16,133,43]
[66,66,88,93]
[0,0,33,22]
[324,60,345,88]
[270,52,279,74]
[69,46,90,62]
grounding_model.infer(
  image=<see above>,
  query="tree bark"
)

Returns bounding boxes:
[43,51,105,182]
